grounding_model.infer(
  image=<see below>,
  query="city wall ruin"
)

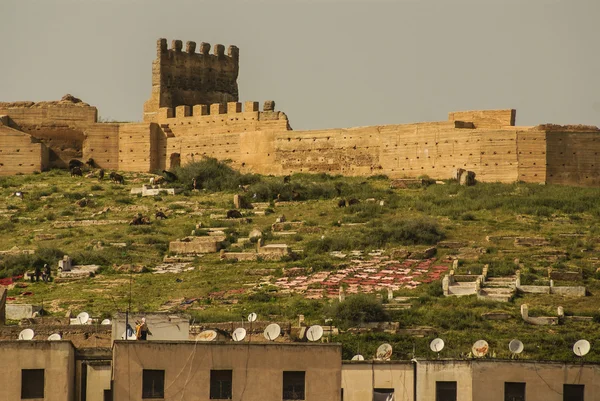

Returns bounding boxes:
[1,38,599,186]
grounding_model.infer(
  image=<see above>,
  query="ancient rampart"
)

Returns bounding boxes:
[143,38,239,123]
[1,38,599,187]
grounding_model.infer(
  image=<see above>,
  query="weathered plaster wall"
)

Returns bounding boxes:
[0,100,97,168]
[112,342,342,401]
[546,131,600,186]
[82,123,120,170]
[0,125,48,175]
[143,38,239,122]
[341,362,414,401]
[0,341,75,401]
[118,123,163,172]
[449,109,516,128]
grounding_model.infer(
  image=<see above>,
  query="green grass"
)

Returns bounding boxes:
[2,166,600,361]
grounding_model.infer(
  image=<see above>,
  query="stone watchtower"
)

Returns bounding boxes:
[143,38,239,122]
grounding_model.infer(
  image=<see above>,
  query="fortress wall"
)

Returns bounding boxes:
[144,38,239,122]
[0,104,97,126]
[516,131,547,183]
[157,102,289,171]
[449,109,516,129]
[82,124,120,170]
[0,105,97,169]
[546,132,600,186]
[0,126,48,175]
[118,123,158,172]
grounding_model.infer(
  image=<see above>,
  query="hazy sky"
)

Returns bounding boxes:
[1,0,599,130]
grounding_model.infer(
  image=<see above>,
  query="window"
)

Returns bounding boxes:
[505,382,525,401]
[436,381,457,401]
[283,371,305,400]
[373,388,394,401]
[564,385,584,401]
[142,370,164,399]
[210,370,232,399]
[21,369,44,399]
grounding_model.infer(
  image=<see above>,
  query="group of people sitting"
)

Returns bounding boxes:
[31,264,52,283]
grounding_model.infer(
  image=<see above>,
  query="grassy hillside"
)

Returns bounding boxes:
[1,162,600,361]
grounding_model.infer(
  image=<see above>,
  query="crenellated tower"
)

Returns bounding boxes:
[143,38,239,122]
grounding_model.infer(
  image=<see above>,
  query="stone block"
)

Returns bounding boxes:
[263,100,275,112]
[176,105,191,118]
[227,102,242,113]
[210,103,226,115]
[245,101,259,112]
[169,236,225,254]
[193,104,209,116]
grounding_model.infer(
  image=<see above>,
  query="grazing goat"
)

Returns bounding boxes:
[109,172,125,184]
[70,166,83,177]
[162,170,178,182]
[98,169,105,181]
[347,198,360,206]
[86,158,95,168]
[155,211,168,219]
[283,175,291,183]
[150,176,165,186]
[68,159,84,170]
[226,209,243,219]
[337,199,347,208]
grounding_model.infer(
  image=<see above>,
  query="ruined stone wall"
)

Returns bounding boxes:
[0,98,97,168]
[546,130,600,186]
[0,125,48,175]
[118,123,163,172]
[156,101,289,172]
[143,38,239,123]
[82,123,120,170]
[449,109,516,128]
[516,130,547,183]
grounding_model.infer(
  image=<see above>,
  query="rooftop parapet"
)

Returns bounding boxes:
[160,101,281,120]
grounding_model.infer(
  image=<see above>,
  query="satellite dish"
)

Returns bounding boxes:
[430,338,445,353]
[306,325,324,342]
[232,328,247,342]
[472,340,489,357]
[509,339,524,354]
[18,329,35,340]
[48,333,62,341]
[248,312,257,323]
[351,354,365,361]
[197,330,218,342]
[376,343,393,360]
[263,323,281,341]
[77,312,90,324]
[101,319,111,325]
[573,340,591,357]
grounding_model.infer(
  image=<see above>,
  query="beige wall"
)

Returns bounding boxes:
[86,363,111,401]
[0,125,47,175]
[112,341,342,401]
[342,362,414,401]
[83,123,120,170]
[0,340,75,401]
[546,131,600,186]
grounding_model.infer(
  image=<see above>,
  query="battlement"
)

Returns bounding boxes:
[156,38,239,61]
[144,38,240,122]
[157,101,285,122]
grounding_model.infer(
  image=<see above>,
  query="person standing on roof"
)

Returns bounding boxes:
[136,317,152,340]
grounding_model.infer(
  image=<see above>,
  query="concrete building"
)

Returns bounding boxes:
[0,340,76,401]
[111,341,342,401]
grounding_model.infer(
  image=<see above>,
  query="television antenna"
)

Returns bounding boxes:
[18,329,35,340]
[472,340,489,358]
[263,323,281,341]
[101,319,111,325]
[77,312,90,325]
[376,343,393,361]
[232,328,247,342]
[509,339,524,358]
[351,354,365,361]
[306,325,323,342]
[48,333,62,341]
[430,338,445,358]
[573,340,590,357]
[197,330,218,342]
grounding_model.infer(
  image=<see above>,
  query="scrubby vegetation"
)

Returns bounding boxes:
[2,161,600,361]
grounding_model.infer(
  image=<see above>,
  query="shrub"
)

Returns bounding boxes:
[173,157,259,191]
[328,294,389,329]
